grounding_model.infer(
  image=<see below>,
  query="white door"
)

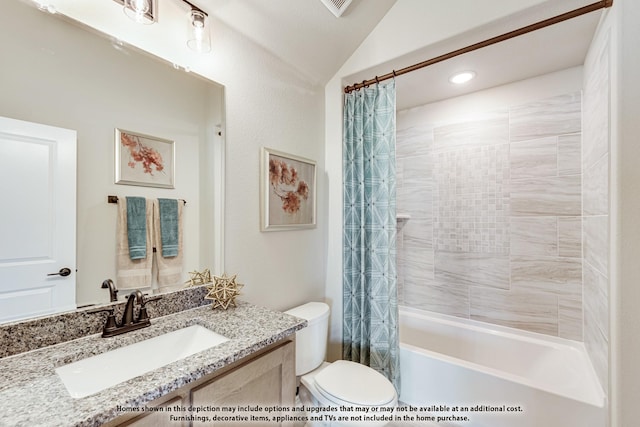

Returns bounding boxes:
[0,116,76,323]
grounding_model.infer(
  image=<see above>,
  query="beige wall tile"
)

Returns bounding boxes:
[511,256,582,293]
[583,38,610,169]
[583,261,609,340]
[433,109,508,151]
[510,137,558,178]
[584,307,608,389]
[509,92,582,142]
[511,217,557,256]
[511,175,581,216]
[583,153,609,216]
[559,290,583,341]
[402,218,433,249]
[397,186,433,219]
[558,217,582,258]
[584,215,609,276]
[399,246,435,285]
[558,133,582,176]
[398,154,433,188]
[397,125,433,159]
[435,251,509,289]
[470,288,558,335]
[402,280,470,318]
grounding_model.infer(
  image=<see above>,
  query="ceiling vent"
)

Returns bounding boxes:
[320,0,353,17]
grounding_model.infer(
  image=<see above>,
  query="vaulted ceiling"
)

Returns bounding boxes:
[199,0,602,109]
[198,0,398,86]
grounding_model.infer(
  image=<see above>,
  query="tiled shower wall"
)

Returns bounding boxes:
[582,29,610,388]
[397,92,583,340]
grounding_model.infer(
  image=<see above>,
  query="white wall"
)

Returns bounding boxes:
[9,0,327,311]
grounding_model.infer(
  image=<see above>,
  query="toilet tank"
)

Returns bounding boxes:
[285,302,330,376]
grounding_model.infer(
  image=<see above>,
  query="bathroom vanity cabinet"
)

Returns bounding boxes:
[109,337,295,427]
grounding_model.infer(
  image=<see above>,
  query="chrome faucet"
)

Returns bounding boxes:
[88,290,162,338]
[101,279,119,302]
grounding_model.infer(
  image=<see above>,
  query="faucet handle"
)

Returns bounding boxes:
[143,294,163,304]
[87,307,118,334]
[137,295,162,322]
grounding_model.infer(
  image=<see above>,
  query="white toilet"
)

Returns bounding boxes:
[285,302,397,427]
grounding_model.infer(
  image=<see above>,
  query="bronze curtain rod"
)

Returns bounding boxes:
[344,0,614,93]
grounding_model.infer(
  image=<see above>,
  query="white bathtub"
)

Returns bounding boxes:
[398,307,606,427]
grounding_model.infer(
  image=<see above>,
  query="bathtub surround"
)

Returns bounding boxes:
[398,307,605,427]
[582,19,611,392]
[397,86,584,340]
[343,81,400,391]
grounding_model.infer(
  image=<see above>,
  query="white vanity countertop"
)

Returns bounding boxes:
[0,301,306,427]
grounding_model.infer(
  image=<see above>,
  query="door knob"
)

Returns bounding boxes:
[48,267,72,277]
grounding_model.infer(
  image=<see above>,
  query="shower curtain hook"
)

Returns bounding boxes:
[375,76,380,84]
[362,79,368,89]
[392,70,397,79]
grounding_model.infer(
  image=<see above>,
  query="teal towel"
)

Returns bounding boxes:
[158,198,179,258]
[126,197,147,260]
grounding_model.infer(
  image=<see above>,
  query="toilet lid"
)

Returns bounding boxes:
[314,360,396,406]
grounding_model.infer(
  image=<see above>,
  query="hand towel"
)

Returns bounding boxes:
[153,199,183,291]
[157,198,179,258]
[116,198,153,290]
[126,196,147,260]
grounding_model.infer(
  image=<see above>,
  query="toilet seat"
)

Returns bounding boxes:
[313,360,396,407]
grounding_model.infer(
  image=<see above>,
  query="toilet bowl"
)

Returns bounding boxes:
[285,302,397,427]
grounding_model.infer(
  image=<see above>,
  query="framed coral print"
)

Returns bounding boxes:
[115,128,175,188]
[261,147,316,231]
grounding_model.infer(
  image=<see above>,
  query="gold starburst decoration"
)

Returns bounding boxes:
[205,273,244,310]
[185,269,212,287]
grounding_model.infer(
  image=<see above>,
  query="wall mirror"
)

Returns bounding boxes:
[0,0,225,323]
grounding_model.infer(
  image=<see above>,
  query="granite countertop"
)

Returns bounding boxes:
[0,301,306,427]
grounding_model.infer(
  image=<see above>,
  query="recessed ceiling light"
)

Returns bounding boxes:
[449,71,476,85]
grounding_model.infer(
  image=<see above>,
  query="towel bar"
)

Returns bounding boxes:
[107,195,186,205]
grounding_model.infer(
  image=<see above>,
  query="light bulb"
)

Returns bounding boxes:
[187,10,211,53]
[124,0,153,24]
[449,71,476,85]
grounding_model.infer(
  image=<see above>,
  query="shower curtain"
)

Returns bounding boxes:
[342,81,400,392]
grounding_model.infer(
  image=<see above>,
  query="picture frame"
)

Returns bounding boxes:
[260,147,316,231]
[115,128,175,189]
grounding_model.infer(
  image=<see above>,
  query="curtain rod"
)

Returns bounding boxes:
[344,0,614,94]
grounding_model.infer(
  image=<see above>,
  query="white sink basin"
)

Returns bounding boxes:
[55,325,229,398]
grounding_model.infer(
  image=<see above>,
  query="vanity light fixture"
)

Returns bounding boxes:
[186,7,211,53]
[33,0,56,14]
[119,0,211,53]
[123,0,153,24]
[449,71,476,85]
